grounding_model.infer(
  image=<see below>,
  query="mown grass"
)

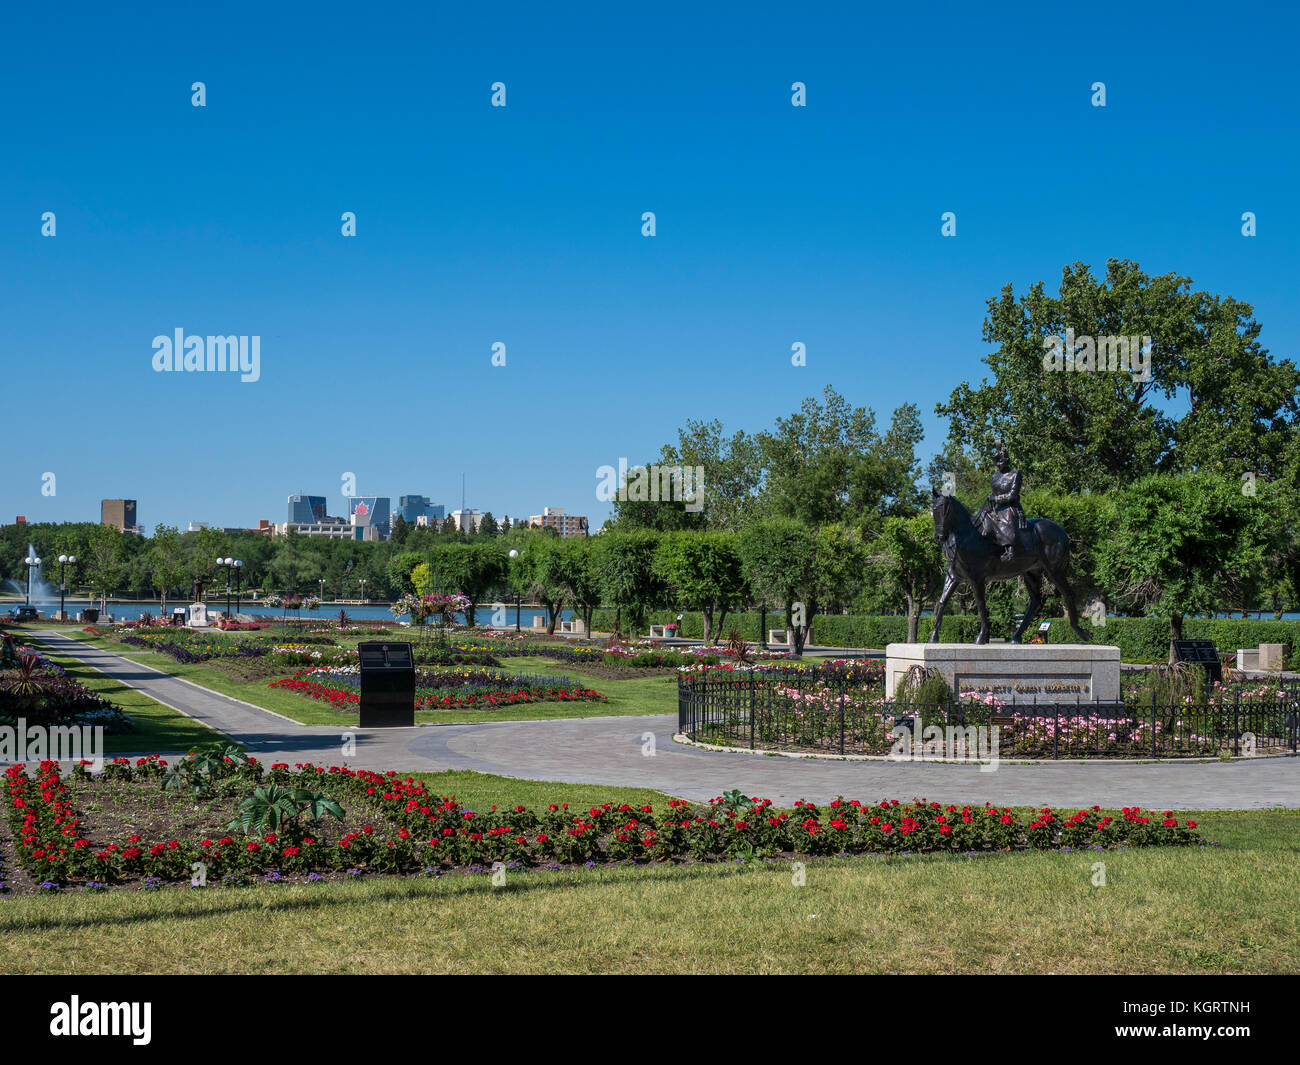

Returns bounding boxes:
[2,805,1295,974]
[51,631,678,725]
[14,646,220,755]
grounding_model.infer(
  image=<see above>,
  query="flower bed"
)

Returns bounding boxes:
[268,666,608,712]
[2,753,1206,894]
[115,628,276,664]
[0,646,132,731]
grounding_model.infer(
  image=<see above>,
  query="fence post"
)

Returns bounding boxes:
[1233,689,1240,757]
[749,669,755,750]
[839,675,845,756]
[1151,686,1157,758]
[1053,700,1059,760]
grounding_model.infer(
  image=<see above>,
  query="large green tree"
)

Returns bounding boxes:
[510,538,568,634]
[1096,473,1271,660]
[937,259,1300,493]
[868,515,944,642]
[426,541,507,626]
[83,524,126,610]
[738,519,816,652]
[148,524,189,615]
[592,531,666,636]
[652,530,746,643]
[552,537,604,636]
[757,388,924,532]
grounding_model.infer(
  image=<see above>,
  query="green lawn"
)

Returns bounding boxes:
[1,790,1294,974]
[53,631,678,725]
[20,646,221,755]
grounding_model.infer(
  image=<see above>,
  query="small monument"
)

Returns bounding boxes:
[186,602,208,628]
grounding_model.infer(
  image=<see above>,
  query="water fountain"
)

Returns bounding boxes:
[1,545,61,616]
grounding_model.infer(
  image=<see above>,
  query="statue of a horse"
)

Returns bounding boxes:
[929,488,1091,645]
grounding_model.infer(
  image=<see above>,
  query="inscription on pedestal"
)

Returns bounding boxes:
[886,643,1121,704]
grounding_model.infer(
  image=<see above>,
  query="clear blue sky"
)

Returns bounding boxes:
[4,1,1297,531]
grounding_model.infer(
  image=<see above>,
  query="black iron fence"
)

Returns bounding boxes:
[677,670,1300,759]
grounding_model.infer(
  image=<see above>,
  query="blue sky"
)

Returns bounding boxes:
[3,1,1297,531]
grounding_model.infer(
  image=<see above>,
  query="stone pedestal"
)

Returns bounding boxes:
[885,643,1121,704]
[1258,643,1286,671]
[186,603,209,628]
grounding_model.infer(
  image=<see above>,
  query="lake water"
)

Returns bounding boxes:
[10,599,1298,627]
[11,600,577,627]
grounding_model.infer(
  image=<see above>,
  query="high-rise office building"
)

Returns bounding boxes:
[102,499,138,532]
[348,496,391,539]
[398,495,445,524]
[288,494,327,524]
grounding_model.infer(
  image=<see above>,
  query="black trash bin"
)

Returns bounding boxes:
[358,641,416,727]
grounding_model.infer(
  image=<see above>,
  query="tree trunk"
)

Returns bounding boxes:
[716,607,729,643]
[546,602,559,635]
[906,595,919,643]
[788,603,807,656]
[701,609,712,645]
[1168,612,1184,664]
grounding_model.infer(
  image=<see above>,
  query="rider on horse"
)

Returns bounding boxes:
[974,444,1026,562]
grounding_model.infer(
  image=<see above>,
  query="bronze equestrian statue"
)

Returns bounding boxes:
[929,447,1091,645]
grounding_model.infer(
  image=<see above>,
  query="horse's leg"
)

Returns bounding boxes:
[1013,574,1041,644]
[1045,565,1091,642]
[929,570,958,643]
[972,578,990,645]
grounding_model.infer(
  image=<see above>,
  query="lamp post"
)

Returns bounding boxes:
[358,578,366,603]
[217,557,236,620]
[319,578,326,605]
[57,554,76,620]
[233,560,243,614]
[508,549,521,631]
[24,552,41,607]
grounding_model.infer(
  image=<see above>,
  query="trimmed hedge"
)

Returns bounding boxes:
[592,610,984,646]
[592,609,1297,665]
[1045,617,1297,665]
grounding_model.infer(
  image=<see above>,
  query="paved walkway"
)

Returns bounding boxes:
[30,632,1300,809]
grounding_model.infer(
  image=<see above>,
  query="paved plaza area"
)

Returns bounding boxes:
[38,632,1300,809]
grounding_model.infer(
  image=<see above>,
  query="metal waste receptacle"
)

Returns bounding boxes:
[358,641,416,727]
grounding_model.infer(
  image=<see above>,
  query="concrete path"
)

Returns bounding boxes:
[32,632,1300,809]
